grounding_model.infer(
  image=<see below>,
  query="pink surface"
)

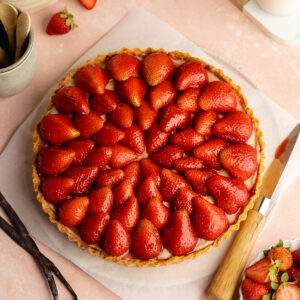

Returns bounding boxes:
[0,0,299,299]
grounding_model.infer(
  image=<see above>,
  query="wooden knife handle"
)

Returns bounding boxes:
[208,209,266,300]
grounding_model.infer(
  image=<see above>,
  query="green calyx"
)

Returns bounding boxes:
[262,294,271,300]
[265,260,281,284]
[60,7,78,30]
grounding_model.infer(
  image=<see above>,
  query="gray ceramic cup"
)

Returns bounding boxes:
[0,6,37,98]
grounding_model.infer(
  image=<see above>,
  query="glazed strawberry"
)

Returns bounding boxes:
[245,258,272,284]
[83,147,112,170]
[46,7,77,35]
[145,124,170,153]
[275,284,300,300]
[76,66,109,95]
[140,158,162,187]
[193,138,227,170]
[80,213,109,244]
[120,123,145,154]
[113,180,134,207]
[59,196,89,227]
[267,247,293,271]
[177,88,201,113]
[199,81,237,112]
[173,156,205,173]
[160,169,189,202]
[134,101,158,131]
[207,175,248,214]
[136,177,162,207]
[169,127,205,152]
[171,188,198,215]
[241,278,269,300]
[159,104,190,133]
[107,103,134,128]
[72,110,103,139]
[161,210,197,256]
[55,86,89,115]
[212,111,253,143]
[89,90,118,115]
[293,249,300,266]
[123,162,140,189]
[110,144,138,169]
[149,80,177,111]
[111,196,139,232]
[42,177,75,204]
[289,268,300,287]
[64,139,94,165]
[142,52,175,86]
[220,144,257,180]
[79,0,97,10]
[106,53,140,81]
[194,111,219,137]
[142,197,170,230]
[176,61,208,90]
[38,146,75,176]
[102,220,130,256]
[192,197,228,240]
[95,169,124,188]
[130,219,162,260]
[149,145,184,169]
[87,187,113,214]
[39,114,80,144]
[185,169,217,195]
[117,77,147,107]
[94,123,125,146]
[64,166,98,196]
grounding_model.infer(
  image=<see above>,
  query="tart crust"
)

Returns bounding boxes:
[32,48,265,267]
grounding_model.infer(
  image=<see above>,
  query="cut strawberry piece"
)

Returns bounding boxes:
[106,53,140,81]
[110,144,138,168]
[145,124,170,153]
[64,139,94,165]
[194,111,219,137]
[142,52,175,86]
[107,103,134,128]
[113,180,134,207]
[136,177,162,207]
[267,247,293,272]
[83,147,112,170]
[293,250,300,267]
[176,61,208,90]
[140,158,162,187]
[87,187,113,214]
[172,188,198,215]
[89,90,118,115]
[241,278,269,300]
[120,123,145,154]
[39,114,80,145]
[72,110,104,139]
[79,0,97,10]
[177,88,201,113]
[123,162,140,189]
[244,258,272,284]
[95,169,124,188]
[275,284,300,300]
[173,156,205,173]
[134,101,158,131]
[94,123,125,147]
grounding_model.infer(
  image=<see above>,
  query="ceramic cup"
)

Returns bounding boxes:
[256,0,300,16]
[0,5,37,98]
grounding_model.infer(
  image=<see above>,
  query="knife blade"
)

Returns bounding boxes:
[208,122,300,300]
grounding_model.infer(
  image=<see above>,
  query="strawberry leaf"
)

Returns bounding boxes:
[262,294,271,300]
[281,272,289,283]
[271,281,279,290]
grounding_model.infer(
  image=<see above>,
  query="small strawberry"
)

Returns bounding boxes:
[176,61,208,90]
[199,81,237,112]
[149,145,184,169]
[59,196,89,227]
[107,103,134,128]
[130,219,162,260]
[177,88,201,113]
[83,147,112,170]
[185,169,217,195]
[38,146,75,176]
[94,123,125,146]
[207,175,248,214]
[267,247,293,272]
[42,177,75,204]
[89,90,118,115]
[145,124,170,153]
[289,267,300,287]
[78,0,97,10]
[149,80,177,111]
[171,188,198,215]
[123,162,140,189]
[72,110,104,139]
[245,258,272,284]
[55,86,89,115]
[173,156,205,173]
[161,210,197,256]
[87,187,113,214]
[112,180,134,207]
[102,220,130,256]
[212,111,253,143]
[194,111,219,137]
[110,144,138,168]
[134,101,158,131]
[160,169,190,202]
[220,143,257,180]
[293,249,300,266]
[46,7,77,35]
[106,53,140,81]
[120,123,145,154]
[39,114,80,145]
[140,158,162,187]
[192,197,228,240]
[95,169,124,188]
[64,165,98,196]
[80,213,109,244]
[169,127,205,152]
[193,138,227,170]
[111,196,139,232]
[275,284,300,300]
[64,139,94,165]
[159,103,190,133]
[136,177,162,207]
[241,278,269,300]
[76,66,109,95]
[142,52,175,86]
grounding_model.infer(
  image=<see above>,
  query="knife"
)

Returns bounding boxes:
[208,122,300,300]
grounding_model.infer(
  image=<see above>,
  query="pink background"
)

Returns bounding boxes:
[0,0,300,299]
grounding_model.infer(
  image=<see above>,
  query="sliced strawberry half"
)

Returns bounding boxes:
[120,123,145,154]
[87,187,113,214]
[89,90,118,115]
[173,156,205,173]
[177,87,201,113]
[136,177,162,207]
[194,111,219,137]
[94,122,125,147]
[83,147,112,170]
[171,188,198,215]
[64,139,94,165]
[134,101,158,131]
[107,103,134,129]
[95,169,124,188]
[140,158,162,188]
[145,124,170,153]
[123,162,140,189]
[112,180,134,207]
[110,144,138,169]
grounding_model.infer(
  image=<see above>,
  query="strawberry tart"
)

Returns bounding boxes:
[32,48,264,266]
